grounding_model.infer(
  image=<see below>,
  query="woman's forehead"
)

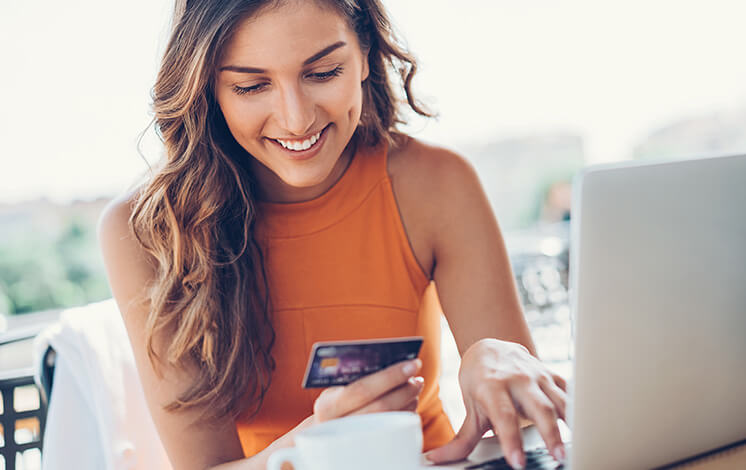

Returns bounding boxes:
[219,1,358,69]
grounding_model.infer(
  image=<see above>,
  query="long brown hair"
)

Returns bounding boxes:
[130,0,432,422]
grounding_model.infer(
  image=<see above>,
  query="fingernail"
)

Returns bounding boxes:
[553,444,566,463]
[410,376,425,387]
[423,451,435,464]
[510,450,525,469]
[402,360,417,375]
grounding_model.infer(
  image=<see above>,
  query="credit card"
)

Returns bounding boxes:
[301,336,424,388]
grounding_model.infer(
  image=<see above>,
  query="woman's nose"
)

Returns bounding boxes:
[275,83,315,136]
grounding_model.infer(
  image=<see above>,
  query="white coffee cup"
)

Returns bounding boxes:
[266,411,424,470]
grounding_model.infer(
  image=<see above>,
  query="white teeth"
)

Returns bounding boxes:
[277,130,322,151]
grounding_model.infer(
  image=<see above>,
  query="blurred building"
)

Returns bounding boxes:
[634,108,746,160]
[462,133,585,230]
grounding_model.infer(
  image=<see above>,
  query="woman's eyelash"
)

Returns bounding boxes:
[232,83,267,96]
[309,66,344,80]
[231,66,344,96]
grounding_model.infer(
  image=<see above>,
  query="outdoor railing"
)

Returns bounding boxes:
[0,311,60,470]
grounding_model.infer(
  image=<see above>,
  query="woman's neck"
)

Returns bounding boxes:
[249,139,357,204]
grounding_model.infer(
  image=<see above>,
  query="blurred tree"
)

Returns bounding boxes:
[0,216,110,315]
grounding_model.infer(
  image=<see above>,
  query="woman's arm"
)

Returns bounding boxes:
[388,138,535,353]
[388,138,567,468]
[98,195,254,469]
[429,154,536,356]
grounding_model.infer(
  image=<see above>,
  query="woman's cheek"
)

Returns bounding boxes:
[225,102,270,144]
[318,78,362,116]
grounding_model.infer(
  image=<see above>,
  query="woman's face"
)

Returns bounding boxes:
[215,0,369,202]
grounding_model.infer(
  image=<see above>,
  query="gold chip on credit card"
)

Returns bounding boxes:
[320,358,340,368]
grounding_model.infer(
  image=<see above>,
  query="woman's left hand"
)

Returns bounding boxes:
[424,338,568,469]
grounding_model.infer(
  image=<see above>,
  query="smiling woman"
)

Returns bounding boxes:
[214,5,369,199]
[97,1,567,469]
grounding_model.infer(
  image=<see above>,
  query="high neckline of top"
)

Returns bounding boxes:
[255,141,388,238]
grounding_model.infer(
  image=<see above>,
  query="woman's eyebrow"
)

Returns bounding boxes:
[219,41,347,74]
[302,41,346,66]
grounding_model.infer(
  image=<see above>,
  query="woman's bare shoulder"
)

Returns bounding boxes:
[387,135,482,216]
[98,190,139,243]
[388,135,473,176]
[387,135,481,197]
[385,135,483,277]
[97,187,157,312]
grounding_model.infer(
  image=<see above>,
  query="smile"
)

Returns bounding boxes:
[274,127,325,152]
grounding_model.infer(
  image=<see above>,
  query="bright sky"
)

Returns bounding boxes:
[2,0,746,204]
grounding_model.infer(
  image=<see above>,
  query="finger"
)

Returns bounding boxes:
[551,373,568,392]
[403,396,419,413]
[424,410,485,464]
[520,384,565,463]
[314,359,421,419]
[350,376,424,415]
[538,375,567,421]
[484,390,525,470]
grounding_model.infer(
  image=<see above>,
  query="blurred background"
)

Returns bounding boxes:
[2,0,745,321]
[2,0,746,467]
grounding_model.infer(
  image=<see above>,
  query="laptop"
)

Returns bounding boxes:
[568,152,746,469]
[434,153,746,469]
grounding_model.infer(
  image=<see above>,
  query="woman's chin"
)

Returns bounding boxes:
[282,176,326,189]
[272,170,334,195]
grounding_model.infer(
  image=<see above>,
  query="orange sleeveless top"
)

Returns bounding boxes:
[235,141,456,455]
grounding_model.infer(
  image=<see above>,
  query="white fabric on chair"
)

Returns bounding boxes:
[33,298,171,470]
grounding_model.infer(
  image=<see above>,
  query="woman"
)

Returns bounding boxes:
[99,1,568,469]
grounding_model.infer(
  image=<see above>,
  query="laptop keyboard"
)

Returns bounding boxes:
[465,447,564,469]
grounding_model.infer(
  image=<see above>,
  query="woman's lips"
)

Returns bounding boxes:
[269,125,330,161]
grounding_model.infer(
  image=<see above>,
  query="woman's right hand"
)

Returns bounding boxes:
[311,359,425,423]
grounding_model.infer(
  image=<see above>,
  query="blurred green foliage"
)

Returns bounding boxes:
[0,216,111,315]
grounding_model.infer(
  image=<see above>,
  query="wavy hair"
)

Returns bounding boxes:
[130,0,432,422]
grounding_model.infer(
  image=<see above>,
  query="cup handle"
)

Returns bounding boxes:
[267,447,301,470]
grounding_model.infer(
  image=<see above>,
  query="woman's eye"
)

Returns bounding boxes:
[308,66,344,81]
[232,83,268,96]
[231,67,342,95]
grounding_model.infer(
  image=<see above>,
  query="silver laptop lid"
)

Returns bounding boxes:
[568,154,746,469]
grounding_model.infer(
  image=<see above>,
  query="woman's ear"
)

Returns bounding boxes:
[361,52,370,82]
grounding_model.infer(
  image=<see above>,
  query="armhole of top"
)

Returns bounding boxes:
[382,143,432,287]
